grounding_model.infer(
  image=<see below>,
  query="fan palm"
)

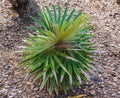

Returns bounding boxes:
[20,6,95,94]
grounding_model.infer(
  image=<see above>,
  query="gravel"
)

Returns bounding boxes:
[0,0,120,98]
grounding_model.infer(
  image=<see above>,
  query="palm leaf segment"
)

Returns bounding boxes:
[20,6,95,94]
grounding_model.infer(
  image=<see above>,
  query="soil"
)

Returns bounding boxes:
[0,0,120,98]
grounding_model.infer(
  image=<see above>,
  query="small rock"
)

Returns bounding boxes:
[118,92,120,94]
[4,86,10,89]
[90,90,96,95]
[33,88,38,91]
[107,81,112,84]
[0,82,3,86]
[113,77,117,82]
[8,96,14,98]
[0,90,3,95]
[103,91,107,94]
[18,90,22,94]
[36,95,40,98]
[17,84,22,88]
[91,76,102,82]
[3,64,10,70]
[112,94,116,96]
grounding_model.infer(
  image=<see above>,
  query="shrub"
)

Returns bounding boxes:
[19,6,95,94]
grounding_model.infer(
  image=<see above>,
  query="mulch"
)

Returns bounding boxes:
[0,0,120,98]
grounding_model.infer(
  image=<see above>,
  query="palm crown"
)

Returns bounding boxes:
[20,6,95,94]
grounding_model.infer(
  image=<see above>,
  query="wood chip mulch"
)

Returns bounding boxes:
[0,0,120,98]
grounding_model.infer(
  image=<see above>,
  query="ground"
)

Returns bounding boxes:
[0,0,120,98]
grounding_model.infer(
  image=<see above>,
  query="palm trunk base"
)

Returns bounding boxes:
[8,0,39,19]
